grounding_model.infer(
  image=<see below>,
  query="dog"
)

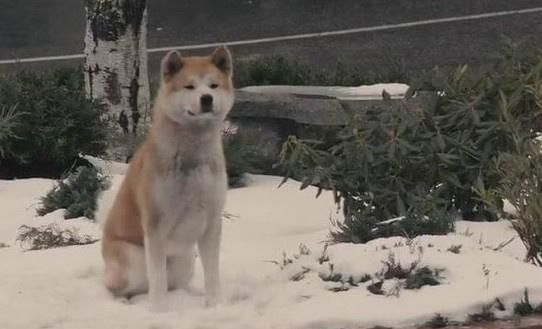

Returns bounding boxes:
[100,46,234,312]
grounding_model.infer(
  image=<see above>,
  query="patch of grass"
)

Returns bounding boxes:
[468,304,497,323]
[318,263,372,288]
[235,56,411,87]
[380,253,419,280]
[514,289,542,316]
[267,252,294,270]
[327,285,351,293]
[318,243,330,264]
[447,244,463,254]
[367,281,385,295]
[37,166,110,220]
[359,274,373,283]
[235,56,311,87]
[16,224,98,251]
[366,253,443,296]
[318,264,343,283]
[270,244,374,290]
[404,267,443,290]
[272,245,441,296]
[222,211,239,220]
[494,298,506,311]
[424,314,449,328]
[290,267,311,282]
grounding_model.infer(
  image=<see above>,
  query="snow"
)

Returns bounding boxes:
[82,155,128,176]
[1,173,542,329]
[240,83,410,100]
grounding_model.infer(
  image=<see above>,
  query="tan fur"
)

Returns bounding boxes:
[101,47,234,311]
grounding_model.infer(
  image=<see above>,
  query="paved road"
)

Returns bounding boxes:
[1,0,541,82]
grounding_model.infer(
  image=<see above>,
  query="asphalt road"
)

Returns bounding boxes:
[1,0,541,82]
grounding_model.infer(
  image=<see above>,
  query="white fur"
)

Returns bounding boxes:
[95,182,120,229]
[164,75,234,124]
[143,146,228,311]
[143,65,231,311]
[102,48,233,313]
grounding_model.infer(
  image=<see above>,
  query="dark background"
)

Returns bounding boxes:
[1,0,541,82]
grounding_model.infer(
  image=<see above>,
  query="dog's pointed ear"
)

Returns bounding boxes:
[211,46,233,77]
[161,50,184,81]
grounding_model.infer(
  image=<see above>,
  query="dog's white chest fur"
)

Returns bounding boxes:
[153,165,227,254]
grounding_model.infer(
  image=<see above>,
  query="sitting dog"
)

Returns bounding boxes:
[101,46,234,312]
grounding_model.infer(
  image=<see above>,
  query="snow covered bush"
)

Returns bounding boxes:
[16,223,98,250]
[365,252,443,296]
[0,68,110,178]
[37,166,110,220]
[272,244,444,297]
[424,314,450,328]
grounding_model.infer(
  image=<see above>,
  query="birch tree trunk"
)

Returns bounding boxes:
[83,0,150,149]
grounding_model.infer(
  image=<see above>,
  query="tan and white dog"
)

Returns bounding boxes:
[101,46,234,312]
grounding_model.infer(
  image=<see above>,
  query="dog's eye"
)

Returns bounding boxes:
[184,85,195,90]
[210,83,219,89]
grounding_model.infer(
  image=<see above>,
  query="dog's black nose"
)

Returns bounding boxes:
[201,94,213,112]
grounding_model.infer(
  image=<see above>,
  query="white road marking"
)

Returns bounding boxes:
[1,6,541,65]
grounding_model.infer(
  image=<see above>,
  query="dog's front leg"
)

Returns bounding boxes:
[198,219,222,307]
[144,232,168,312]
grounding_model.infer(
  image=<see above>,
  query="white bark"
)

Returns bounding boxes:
[84,0,150,137]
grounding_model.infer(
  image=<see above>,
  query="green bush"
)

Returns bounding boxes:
[234,56,410,87]
[279,41,542,244]
[37,166,110,220]
[281,44,542,241]
[0,68,110,178]
[479,136,542,266]
[416,40,542,220]
[223,125,266,188]
[280,103,456,243]
[0,105,25,159]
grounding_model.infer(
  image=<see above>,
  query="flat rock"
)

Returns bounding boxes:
[231,90,347,125]
[231,89,439,126]
[240,83,410,100]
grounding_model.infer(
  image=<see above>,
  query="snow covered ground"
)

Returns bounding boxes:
[1,171,541,329]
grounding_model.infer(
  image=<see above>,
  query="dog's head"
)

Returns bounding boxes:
[157,46,234,126]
